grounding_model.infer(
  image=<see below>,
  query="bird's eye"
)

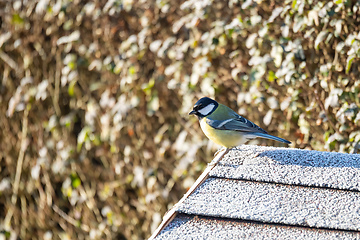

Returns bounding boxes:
[194,104,202,110]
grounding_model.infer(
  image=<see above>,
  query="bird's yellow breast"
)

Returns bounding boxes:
[200,118,247,148]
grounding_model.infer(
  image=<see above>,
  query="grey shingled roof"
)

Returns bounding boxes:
[211,145,360,191]
[179,178,360,231]
[158,214,360,240]
[153,145,360,239]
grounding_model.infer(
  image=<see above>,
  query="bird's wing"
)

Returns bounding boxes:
[206,115,268,134]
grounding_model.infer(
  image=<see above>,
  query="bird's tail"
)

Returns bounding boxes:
[251,132,291,144]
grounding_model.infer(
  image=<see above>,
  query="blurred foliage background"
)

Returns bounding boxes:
[1,0,360,239]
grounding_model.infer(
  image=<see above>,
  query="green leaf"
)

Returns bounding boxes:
[346,54,355,74]
[3,231,11,238]
[129,65,136,75]
[68,61,77,70]
[68,80,77,97]
[110,145,118,153]
[71,173,81,188]
[141,78,155,95]
[324,131,331,142]
[268,70,276,82]
[12,14,24,25]
[76,220,81,228]
[77,126,91,152]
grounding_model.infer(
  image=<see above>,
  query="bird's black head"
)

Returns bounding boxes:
[189,97,219,119]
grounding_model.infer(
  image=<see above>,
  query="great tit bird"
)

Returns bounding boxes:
[189,97,291,148]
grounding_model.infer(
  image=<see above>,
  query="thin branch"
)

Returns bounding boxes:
[4,106,29,229]
[52,204,90,232]
[0,50,19,71]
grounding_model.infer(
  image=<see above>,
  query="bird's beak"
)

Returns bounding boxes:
[189,110,196,115]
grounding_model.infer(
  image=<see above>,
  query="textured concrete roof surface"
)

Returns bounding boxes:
[156,214,360,240]
[153,145,360,239]
[178,177,360,231]
[211,145,360,191]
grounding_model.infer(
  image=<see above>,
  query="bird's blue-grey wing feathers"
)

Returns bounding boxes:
[206,116,268,134]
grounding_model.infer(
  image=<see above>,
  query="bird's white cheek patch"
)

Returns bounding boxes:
[198,104,215,115]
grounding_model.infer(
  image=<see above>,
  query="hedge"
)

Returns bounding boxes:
[0,0,359,239]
